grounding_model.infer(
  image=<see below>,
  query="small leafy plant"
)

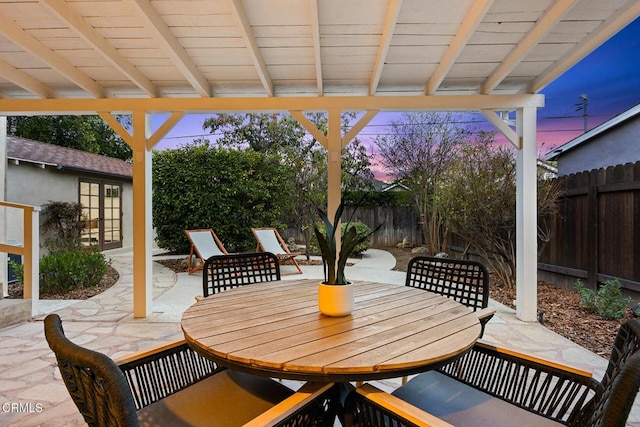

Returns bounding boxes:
[41,201,85,252]
[39,249,110,295]
[311,221,374,256]
[575,278,631,320]
[314,200,381,285]
[9,248,110,296]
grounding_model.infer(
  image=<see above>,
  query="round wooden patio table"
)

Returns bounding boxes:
[181,279,481,382]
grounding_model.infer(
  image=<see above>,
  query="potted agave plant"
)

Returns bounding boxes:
[314,200,381,316]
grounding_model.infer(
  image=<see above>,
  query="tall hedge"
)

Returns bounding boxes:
[153,145,294,253]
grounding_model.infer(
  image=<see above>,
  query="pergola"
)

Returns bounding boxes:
[0,0,638,321]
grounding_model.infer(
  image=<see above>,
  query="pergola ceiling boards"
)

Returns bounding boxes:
[0,0,637,99]
[0,0,638,321]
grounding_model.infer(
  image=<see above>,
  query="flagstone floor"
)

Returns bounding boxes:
[0,249,638,426]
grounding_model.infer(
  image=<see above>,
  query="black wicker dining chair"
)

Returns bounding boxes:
[202,251,281,297]
[405,256,494,337]
[44,314,339,427]
[344,318,640,427]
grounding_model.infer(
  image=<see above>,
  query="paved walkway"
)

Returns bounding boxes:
[0,248,638,426]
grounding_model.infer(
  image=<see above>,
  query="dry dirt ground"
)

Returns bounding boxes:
[384,246,633,358]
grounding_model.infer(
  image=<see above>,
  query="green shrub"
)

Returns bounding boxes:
[39,249,110,295]
[152,145,295,253]
[575,278,631,320]
[310,221,373,256]
[8,259,24,284]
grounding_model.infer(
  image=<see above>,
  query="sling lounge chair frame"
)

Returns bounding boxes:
[184,228,228,274]
[251,227,303,274]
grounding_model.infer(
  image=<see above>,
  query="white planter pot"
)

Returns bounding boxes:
[318,283,354,317]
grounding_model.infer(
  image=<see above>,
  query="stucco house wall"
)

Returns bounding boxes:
[4,136,133,252]
[547,104,640,176]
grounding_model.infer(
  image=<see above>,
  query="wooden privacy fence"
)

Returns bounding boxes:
[538,161,640,294]
[343,205,420,247]
[284,205,420,248]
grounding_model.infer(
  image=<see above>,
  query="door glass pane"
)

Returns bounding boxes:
[80,181,99,247]
[103,184,121,245]
[80,180,122,249]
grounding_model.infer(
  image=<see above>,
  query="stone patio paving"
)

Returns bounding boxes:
[1,249,638,426]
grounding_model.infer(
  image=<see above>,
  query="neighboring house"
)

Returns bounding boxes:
[545,103,640,176]
[381,180,410,192]
[5,136,133,251]
[370,178,387,191]
[537,159,558,180]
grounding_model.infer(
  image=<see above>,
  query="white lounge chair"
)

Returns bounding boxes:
[184,229,228,274]
[251,227,303,274]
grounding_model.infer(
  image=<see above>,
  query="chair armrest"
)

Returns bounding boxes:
[474,339,593,377]
[243,382,339,427]
[475,307,495,323]
[438,339,601,424]
[116,339,220,409]
[476,307,495,337]
[114,339,186,365]
[345,383,453,427]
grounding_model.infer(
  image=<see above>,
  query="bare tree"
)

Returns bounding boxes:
[437,132,562,288]
[375,112,467,253]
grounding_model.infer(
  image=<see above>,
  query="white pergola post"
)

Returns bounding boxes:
[100,111,184,317]
[326,109,342,221]
[516,106,538,321]
[131,111,153,318]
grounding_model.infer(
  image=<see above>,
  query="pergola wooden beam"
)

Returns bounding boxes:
[40,0,159,98]
[230,0,274,97]
[481,0,578,94]
[0,13,104,98]
[310,0,323,96]
[125,0,211,97]
[370,0,403,96]
[481,109,519,148]
[0,94,544,115]
[529,0,640,93]
[426,0,494,95]
[343,110,378,148]
[290,110,328,147]
[0,59,56,99]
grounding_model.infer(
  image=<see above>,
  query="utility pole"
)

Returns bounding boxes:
[575,94,589,132]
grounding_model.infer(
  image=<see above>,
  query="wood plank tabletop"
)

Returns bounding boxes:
[181,279,481,381]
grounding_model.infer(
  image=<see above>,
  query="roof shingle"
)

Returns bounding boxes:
[6,136,132,179]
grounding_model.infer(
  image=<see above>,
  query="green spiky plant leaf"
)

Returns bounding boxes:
[314,199,381,285]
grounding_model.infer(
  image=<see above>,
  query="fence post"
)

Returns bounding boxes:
[587,169,598,288]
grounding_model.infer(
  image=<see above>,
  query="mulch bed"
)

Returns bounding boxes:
[490,277,632,357]
[384,246,633,358]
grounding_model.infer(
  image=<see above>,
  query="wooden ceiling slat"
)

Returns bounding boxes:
[0,0,634,101]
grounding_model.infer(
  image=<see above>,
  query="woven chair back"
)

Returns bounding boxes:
[44,314,138,427]
[584,319,640,427]
[405,256,489,312]
[203,252,281,297]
